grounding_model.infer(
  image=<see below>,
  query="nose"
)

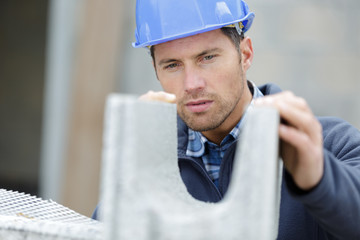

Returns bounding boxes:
[183,66,206,94]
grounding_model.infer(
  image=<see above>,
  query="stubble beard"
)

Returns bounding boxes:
[177,87,243,132]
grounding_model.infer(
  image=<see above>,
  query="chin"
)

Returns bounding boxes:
[186,119,222,132]
[179,109,225,132]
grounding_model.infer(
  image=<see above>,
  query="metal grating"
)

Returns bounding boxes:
[0,189,102,240]
[0,188,98,224]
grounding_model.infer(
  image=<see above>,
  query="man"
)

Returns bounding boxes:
[94,0,360,239]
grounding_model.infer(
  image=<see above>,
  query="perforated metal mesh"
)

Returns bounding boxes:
[0,188,98,224]
[0,189,102,240]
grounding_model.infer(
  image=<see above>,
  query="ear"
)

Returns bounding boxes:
[240,36,254,72]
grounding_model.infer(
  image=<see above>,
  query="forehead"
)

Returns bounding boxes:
[153,29,234,59]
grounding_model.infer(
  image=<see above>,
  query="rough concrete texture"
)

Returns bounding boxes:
[100,94,283,240]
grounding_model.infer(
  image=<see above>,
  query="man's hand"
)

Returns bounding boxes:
[139,91,176,103]
[255,91,324,191]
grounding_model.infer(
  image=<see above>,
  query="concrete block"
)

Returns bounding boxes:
[100,94,282,240]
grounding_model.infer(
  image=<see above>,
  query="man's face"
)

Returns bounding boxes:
[153,29,252,133]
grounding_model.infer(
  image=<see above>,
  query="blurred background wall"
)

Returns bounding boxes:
[0,0,359,217]
[0,0,48,197]
[248,0,360,125]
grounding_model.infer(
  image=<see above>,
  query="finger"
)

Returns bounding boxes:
[279,123,324,190]
[139,91,176,103]
[255,91,310,112]
[280,91,310,111]
[279,123,311,152]
[254,92,321,142]
[281,103,322,145]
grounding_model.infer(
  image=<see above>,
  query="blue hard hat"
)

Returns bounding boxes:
[133,0,255,48]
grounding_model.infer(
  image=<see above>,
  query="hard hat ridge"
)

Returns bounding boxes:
[133,0,255,48]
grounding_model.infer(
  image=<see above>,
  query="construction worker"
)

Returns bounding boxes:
[94,0,360,239]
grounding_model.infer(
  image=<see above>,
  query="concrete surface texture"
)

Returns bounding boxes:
[100,95,282,240]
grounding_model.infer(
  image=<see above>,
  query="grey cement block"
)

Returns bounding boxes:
[100,94,282,240]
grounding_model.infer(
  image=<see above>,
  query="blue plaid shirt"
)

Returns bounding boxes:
[186,81,264,188]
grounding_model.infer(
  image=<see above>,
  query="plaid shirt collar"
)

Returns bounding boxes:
[186,80,264,157]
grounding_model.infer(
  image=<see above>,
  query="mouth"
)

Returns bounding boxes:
[185,100,213,113]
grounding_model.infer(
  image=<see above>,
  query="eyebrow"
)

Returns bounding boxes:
[157,48,222,66]
[195,48,222,58]
[158,58,178,66]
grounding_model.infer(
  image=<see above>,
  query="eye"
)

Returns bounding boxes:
[202,54,217,62]
[204,55,214,60]
[164,63,179,70]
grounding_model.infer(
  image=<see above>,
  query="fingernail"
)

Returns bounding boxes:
[167,94,175,99]
[166,94,176,102]
[254,98,264,105]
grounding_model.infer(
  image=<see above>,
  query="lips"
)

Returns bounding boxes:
[186,100,213,113]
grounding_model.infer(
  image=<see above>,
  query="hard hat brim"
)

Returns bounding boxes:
[133,12,254,48]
